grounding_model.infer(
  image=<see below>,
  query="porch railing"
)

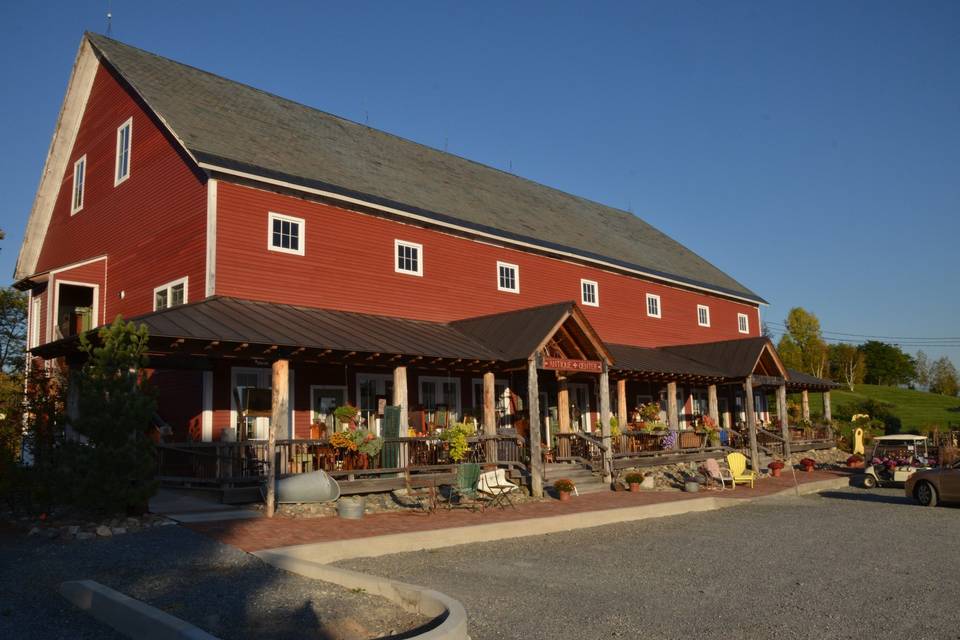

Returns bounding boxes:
[156,434,528,486]
[554,432,606,471]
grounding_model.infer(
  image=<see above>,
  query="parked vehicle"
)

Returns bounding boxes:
[862,434,933,489]
[905,460,960,507]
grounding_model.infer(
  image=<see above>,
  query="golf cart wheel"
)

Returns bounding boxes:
[915,481,938,507]
[862,475,877,489]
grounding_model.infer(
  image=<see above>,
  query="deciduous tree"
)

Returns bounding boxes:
[914,351,931,390]
[829,343,865,391]
[0,287,27,374]
[859,341,916,386]
[776,307,828,377]
[929,357,959,397]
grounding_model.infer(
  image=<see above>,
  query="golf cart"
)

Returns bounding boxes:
[862,434,934,489]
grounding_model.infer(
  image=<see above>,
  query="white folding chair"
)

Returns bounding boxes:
[478,468,519,509]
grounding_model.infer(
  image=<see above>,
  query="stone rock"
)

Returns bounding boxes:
[110,527,127,535]
[67,525,80,535]
[76,532,94,540]
[96,525,113,537]
[28,527,41,537]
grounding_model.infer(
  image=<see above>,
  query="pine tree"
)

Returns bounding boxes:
[72,318,157,513]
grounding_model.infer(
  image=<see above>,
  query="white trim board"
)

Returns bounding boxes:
[205,179,217,296]
[50,279,100,343]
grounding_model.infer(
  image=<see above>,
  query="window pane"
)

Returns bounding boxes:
[155,289,168,310]
[171,284,184,306]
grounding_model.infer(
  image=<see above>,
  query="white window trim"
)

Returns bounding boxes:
[267,212,306,256]
[418,375,462,414]
[394,239,424,276]
[697,304,711,327]
[738,312,750,334]
[645,293,661,319]
[580,278,599,307]
[496,261,520,293]
[114,117,132,186]
[153,276,189,311]
[71,155,86,215]
[52,279,100,341]
[313,384,349,422]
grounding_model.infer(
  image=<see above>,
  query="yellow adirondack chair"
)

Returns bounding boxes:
[725,452,756,488]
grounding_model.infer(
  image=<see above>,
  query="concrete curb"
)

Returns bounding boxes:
[255,552,469,640]
[258,477,855,565]
[257,496,730,564]
[60,580,219,640]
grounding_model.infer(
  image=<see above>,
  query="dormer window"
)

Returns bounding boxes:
[646,293,661,318]
[395,240,423,276]
[115,118,132,185]
[697,304,711,327]
[71,155,86,214]
[581,279,598,307]
[268,212,305,255]
[497,261,519,293]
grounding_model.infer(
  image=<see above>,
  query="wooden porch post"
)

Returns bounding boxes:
[600,364,613,484]
[393,365,408,432]
[527,357,543,498]
[483,370,497,464]
[777,384,792,459]
[667,380,679,449]
[557,376,571,432]
[823,390,833,440]
[801,389,810,422]
[707,384,719,426]
[616,378,628,428]
[744,376,760,473]
[266,358,289,519]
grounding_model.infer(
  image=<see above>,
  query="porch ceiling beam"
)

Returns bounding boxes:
[233,342,249,352]
[204,340,220,351]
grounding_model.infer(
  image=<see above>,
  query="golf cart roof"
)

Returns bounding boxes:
[873,434,928,442]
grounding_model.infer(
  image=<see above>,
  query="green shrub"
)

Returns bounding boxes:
[553,478,576,493]
[624,472,644,484]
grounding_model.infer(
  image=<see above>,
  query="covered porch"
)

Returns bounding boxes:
[37,297,840,509]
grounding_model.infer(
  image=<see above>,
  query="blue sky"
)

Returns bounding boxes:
[1,1,957,367]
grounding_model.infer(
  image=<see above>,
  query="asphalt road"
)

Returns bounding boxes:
[340,488,960,640]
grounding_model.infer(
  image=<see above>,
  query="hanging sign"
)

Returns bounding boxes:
[541,357,602,373]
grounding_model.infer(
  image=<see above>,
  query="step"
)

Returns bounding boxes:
[544,469,597,482]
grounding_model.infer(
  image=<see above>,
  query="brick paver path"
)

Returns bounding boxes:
[186,469,851,552]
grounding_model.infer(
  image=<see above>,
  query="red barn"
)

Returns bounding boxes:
[16,34,837,496]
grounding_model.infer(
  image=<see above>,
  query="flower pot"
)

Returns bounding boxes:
[629,482,640,492]
[802,465,814,473]
[771,468,782,478]
[558,490,572,502]
[337,497,365,519]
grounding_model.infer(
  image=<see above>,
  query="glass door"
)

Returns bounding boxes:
[568,383,592,432]
[232,367,271,440]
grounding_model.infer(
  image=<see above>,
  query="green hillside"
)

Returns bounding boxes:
[801,384,960,432]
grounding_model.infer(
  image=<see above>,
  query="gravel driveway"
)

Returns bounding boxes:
[0,522,427,640]
[340,488,960,640]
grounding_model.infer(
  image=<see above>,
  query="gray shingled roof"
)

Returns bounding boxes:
[85,34,763,303]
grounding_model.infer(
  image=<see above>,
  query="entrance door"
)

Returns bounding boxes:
[568,382,592,432]
[357,373,394,435]
[232,367,271,440]
[311,385,347,433]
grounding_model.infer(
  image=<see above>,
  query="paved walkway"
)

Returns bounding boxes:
[187,469,851,552]
[150,488,262,523]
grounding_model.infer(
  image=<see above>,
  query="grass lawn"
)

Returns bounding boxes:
[794,383,960,432]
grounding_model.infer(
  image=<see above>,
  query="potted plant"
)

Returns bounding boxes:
[799,457,817,473]
[554,478,576,501]
[846,454,864,468]
[768,459,785,477]
[703,415,720,447]
[333,404,360,431]
[624,472,643,492]
[439,422,472,463]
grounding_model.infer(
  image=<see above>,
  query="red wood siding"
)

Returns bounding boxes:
[216,182,760,348]
[150,369,203,441]
[33,62,206,343]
